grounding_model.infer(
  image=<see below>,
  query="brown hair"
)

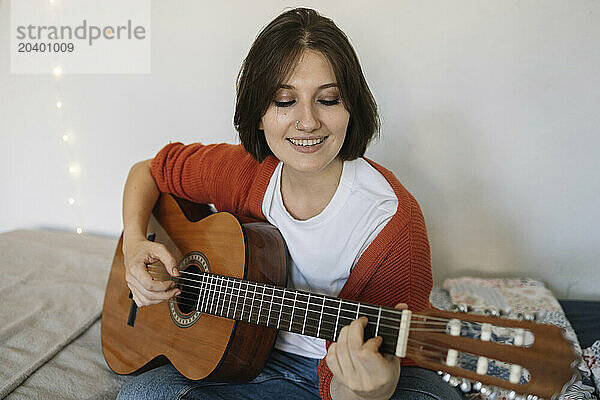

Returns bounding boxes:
[234,7,380,163]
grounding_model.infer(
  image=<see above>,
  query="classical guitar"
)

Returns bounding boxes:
[101,194,578,399]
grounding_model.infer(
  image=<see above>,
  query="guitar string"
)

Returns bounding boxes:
[147,266,465,327]
[153,275,452,333]
[147,267,485,334]
[166,292,449,334]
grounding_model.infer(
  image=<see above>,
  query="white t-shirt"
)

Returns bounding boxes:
[261,157,398,359]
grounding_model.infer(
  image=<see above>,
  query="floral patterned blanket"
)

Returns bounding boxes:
[432,277,598,399]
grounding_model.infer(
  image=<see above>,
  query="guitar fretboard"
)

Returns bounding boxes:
[176,271,404,355]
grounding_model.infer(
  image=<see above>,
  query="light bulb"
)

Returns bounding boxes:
[62,133,69,142]
[56,101,62,108]
[68,197,75,205]
[53,66,62,76]
[68,163,81,177]
[76,227,83,234]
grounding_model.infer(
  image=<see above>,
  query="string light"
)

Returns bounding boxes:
[52,0,84,235]
[68,163,81,177]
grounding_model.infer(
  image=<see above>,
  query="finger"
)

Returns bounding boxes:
[362,335,384,354]
[394,302,408,310]
[128,273,180,302]
[336,325,356,375]
[147,243,179,277]
[347,317,368,350]
[128,261,176,292]
[326,343,343,377]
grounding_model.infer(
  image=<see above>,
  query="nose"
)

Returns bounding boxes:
[296,101,321,132]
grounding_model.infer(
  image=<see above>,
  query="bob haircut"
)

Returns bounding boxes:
[234,7,380,163]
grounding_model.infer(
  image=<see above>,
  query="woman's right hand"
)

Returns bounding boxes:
[123,238,181,307]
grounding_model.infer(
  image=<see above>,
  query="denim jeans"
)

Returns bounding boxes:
[117,348,466,400]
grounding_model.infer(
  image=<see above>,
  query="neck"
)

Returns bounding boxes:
[281,157,343,198]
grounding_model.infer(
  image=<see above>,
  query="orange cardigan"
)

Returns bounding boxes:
[151,142,433,400]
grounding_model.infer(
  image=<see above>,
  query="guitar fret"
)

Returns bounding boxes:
[233,279,240,319]
[257,285,266,325]
[217,276,225,316]
[375,307,382,337]
[302,293,310,335]
[333,300,342,340]
[195,273,203,311]
[227,278,234,318]
[240,281,248,320]
[317,296,325,338]
[210,275,217,314]
[220,277,228,317]
[289,291,297,331]
[249,283,257,323]
[267,287,274,327]
[277,288,285,329]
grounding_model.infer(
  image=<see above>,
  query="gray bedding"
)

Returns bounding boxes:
[0,229,128,399]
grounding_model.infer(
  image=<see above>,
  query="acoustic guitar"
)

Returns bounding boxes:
[101,193,578,399]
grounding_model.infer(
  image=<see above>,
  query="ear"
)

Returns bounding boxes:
[258,120,264,130]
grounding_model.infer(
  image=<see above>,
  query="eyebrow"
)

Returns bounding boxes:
[278,83,338,90]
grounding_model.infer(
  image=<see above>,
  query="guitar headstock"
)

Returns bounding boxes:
[405,307,579,399]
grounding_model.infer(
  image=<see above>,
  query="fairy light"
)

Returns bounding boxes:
[52,1,84,235]
[68,163,81,177]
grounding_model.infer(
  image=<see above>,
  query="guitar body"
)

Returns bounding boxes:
[101,194,289,381]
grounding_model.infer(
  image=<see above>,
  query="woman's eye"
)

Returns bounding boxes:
[319,98,340,106]
[274,100,295,107]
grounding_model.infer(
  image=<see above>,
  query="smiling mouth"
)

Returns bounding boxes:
[287,137,327,147]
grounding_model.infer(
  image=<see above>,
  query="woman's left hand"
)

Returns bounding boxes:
[325,303,407,400]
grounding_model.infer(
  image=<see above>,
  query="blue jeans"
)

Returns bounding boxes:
[117,349,465,399]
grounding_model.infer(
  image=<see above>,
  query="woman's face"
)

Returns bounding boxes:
[259,49,350,176]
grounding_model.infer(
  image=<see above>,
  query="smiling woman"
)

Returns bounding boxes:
[116,7,465,400]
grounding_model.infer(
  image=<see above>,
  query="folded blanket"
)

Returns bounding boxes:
[0,229,117,398]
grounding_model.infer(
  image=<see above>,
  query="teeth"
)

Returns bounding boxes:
[289,137,325,147]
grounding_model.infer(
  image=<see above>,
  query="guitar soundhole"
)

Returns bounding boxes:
[176,264,202,315]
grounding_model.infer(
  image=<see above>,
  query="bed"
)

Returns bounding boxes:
[0,229,598,399]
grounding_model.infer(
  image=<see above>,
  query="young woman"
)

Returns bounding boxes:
[117,7,465,400]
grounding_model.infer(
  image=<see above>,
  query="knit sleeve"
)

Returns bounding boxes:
[150,142,261,214]
[317,198,433,400]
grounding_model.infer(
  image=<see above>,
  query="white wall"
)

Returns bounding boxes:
[1,0,598,299]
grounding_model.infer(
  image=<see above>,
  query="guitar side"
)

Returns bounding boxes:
[101,194,289,381]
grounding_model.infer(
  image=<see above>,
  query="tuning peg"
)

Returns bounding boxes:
[473,381,483,392]
[507,390,517,399]
[526,395,539,400]
[487,387,500,399]
[484,307,501,317]
[441,373,451,383]
[459,379,471,393]
[535,310,546,320]
[453,303,471,313]
[448,376,461,387]
[501,306,512,315]
[478,385,492,396]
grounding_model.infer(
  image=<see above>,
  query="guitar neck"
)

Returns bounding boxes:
[178,271,402,355]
